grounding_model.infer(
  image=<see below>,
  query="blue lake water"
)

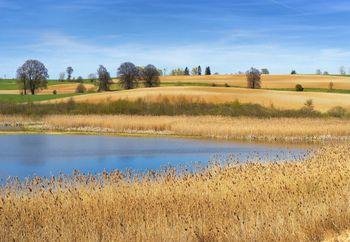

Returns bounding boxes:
[0,134,311,181]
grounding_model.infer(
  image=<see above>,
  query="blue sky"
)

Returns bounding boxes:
[1,0,350,78]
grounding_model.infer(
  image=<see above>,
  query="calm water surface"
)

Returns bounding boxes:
[0,134,311,181]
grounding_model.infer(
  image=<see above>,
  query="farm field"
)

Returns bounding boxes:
[0,82,95,103]
[43,86,350,112]
[1,144,349,241]
[159,74,350,89]
[3,75,350,109]
[0,79,79,90]
[0,83,95,94]
[0,93,81,103]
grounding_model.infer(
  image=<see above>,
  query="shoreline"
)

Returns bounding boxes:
[0,126,346,146]
[1,114,350,144]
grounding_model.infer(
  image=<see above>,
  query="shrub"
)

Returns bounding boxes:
[303,99,314,111]
[76,76,83,83]
[53,90,57,95]
[75,83,86,93]
[224,83,230,87]
[295,84,304,92]
[211,83,217,87]
[87,87,96,93]
[328,82,334,92]
[327,106,347,118]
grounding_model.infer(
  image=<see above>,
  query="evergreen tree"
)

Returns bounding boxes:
[184,67,190,75]
[261,68,269,74]
[198,66,202,75]
[205,66,211,75]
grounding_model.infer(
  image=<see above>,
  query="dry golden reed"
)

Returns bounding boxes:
[1,145,350,241]
[1,115,350,142]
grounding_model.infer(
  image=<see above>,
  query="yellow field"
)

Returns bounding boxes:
[1,144,350,241]
[43,86,350,112]
[160,74,350,89]
[41,83,95,94]
[2,115,350,142]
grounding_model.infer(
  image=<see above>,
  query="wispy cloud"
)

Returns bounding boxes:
[3,31,347,78]
[1,0,350,77]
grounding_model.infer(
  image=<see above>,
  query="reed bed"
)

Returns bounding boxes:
[1,115,350,142]
[1,145,350,241]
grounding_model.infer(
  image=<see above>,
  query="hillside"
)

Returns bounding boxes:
[43,86,350,112]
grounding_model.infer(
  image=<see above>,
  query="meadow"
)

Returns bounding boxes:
[1,144,349,241]
[45,86,350,112]
[1,115,350,142]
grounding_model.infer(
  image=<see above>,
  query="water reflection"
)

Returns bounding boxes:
[0,134,312,181]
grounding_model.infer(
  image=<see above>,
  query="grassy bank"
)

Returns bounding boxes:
[1,145,350,241]
[1,115,350,142]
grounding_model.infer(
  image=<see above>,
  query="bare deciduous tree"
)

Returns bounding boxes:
[171,68,185,76]
[246,67,261,89]
[141,64,160,87]
[191,67,199,75]
[58,72,65,82]
[88,73,97,83]
[97,65,111,92]
[16,60,49,95]
[117,62,140,89]
[66,66,74,81]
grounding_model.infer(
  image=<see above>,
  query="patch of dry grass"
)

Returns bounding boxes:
[43,86,350,112]
[1,145,350,241]
[2,115,350,142]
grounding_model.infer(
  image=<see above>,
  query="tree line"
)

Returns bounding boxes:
[170,66,212,76]
[16,60,161,95]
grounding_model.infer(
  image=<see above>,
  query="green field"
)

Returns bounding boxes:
[0,93,80,103]
[0,79,83,90]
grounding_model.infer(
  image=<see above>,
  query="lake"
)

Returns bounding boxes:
[0,134,311,181]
